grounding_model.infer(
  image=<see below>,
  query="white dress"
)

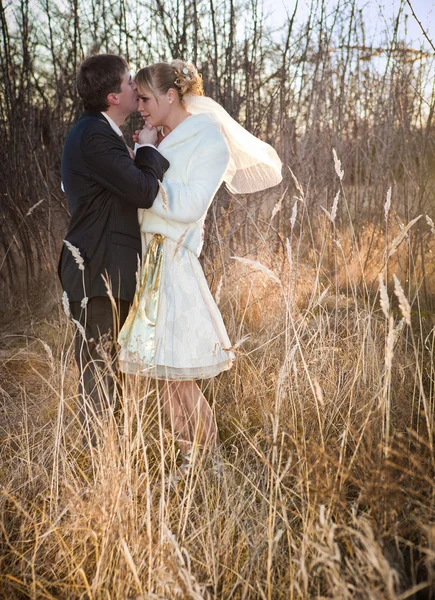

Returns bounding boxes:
[118,113,235,380]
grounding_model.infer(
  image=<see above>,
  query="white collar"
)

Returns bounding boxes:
[101,111,123,137]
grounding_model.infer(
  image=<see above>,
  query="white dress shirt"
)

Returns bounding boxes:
[101,111,123,136]
[101,111,156,151]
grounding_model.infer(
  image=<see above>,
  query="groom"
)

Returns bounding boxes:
[59,54,169,443]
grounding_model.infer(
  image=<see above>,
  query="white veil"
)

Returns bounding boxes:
[183,94,282,194]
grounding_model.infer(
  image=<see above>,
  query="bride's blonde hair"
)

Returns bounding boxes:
[135,60,204,103]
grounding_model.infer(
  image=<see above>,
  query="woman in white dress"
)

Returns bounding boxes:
[118,60,281,469]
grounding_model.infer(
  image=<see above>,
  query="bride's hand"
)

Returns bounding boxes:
[132,129,142,144]
[138,123,158,146]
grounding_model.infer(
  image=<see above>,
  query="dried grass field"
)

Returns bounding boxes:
[1,0,435,594]
[1,162,435,599]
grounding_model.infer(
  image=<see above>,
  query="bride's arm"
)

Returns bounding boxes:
[146,125,230,224]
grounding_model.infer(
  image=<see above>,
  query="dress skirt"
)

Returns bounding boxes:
[118,233,234,380]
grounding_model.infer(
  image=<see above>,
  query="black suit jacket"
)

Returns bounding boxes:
[59,111,169,302]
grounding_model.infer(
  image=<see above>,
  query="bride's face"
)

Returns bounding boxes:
[137,86,170,127]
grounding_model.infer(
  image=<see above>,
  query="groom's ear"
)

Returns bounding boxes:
[107,92,120,107]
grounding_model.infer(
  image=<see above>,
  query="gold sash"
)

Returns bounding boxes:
[118,234,164,365]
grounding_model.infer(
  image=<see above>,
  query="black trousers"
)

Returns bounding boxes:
[69,296,130,445]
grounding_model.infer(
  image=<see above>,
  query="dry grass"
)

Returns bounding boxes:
[1,177,435,599]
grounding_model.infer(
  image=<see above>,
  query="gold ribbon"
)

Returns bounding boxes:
[118,234,164,365]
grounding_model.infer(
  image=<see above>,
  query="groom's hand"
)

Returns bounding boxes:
[138,123,158,146]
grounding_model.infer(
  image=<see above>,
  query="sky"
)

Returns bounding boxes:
[263,0,435,48]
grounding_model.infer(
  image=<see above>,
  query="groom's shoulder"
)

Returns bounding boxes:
[66,112,112,141]
[64,113,116,154]
[72,112,111,134]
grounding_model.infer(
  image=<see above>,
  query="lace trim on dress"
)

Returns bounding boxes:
[119,349,233,381]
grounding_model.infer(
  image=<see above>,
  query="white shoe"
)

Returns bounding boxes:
[210,446,224,477]
[165,447,195,489]
[179,448,195,477]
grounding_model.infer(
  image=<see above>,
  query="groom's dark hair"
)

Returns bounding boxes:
[76,54,129,112]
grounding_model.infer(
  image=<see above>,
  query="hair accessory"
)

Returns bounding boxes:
[172,62,201,96]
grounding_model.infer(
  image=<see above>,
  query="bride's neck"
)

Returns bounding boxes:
[162,107,190,136]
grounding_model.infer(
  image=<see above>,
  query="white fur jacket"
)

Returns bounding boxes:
[137,112,230,257]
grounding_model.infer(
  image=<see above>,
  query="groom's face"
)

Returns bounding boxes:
[112,70,138,115]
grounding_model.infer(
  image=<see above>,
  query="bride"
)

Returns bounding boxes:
[118,59,281,473]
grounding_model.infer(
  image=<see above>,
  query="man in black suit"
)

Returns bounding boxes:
[59,54,169,444]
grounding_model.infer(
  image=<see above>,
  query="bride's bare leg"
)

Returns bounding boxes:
[158,381,192,454]
[158,380,219,453]
[176,380,220,450]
